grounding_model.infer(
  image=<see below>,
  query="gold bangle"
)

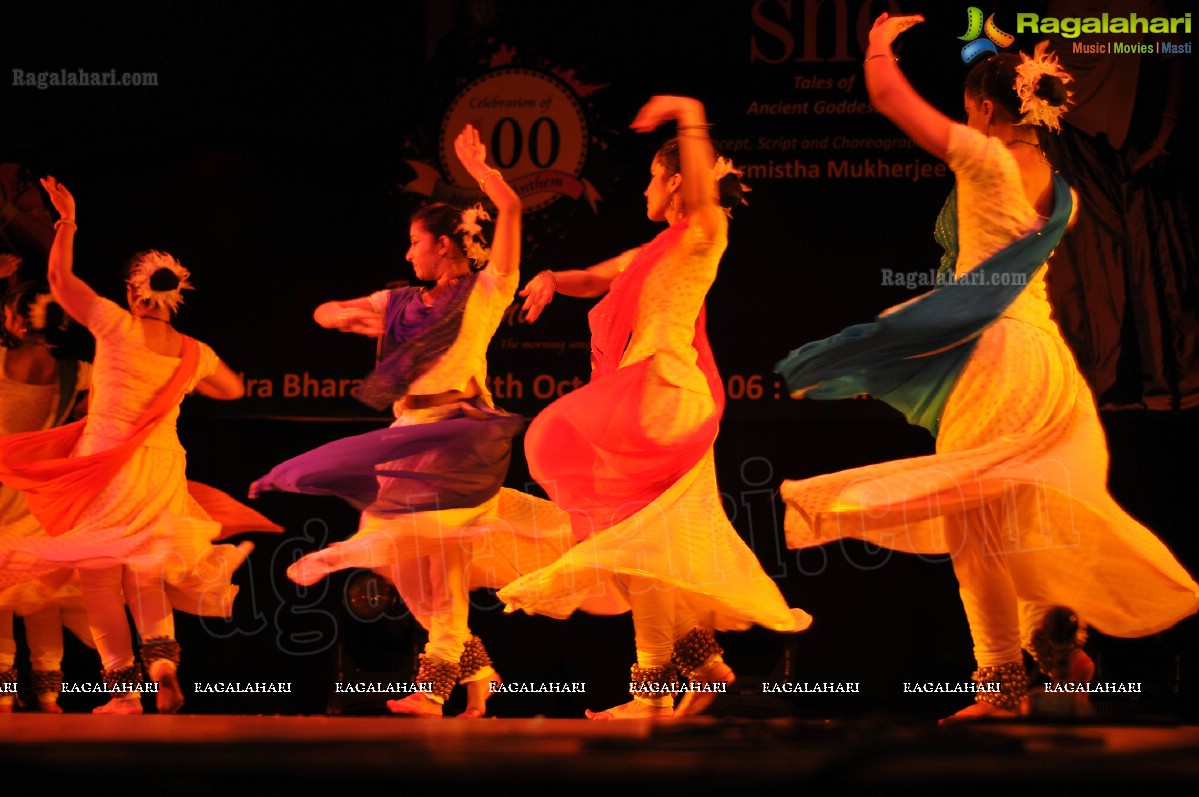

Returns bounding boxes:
[478,169,502,189]
[539,270,558,292]
[54,219,77,230]
[864,53,897,65]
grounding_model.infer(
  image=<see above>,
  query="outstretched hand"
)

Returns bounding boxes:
[869,12,925,48]
[454,123,489,177]
[518,272,554,323]
[630,95,703,133]
[39,176,76,222]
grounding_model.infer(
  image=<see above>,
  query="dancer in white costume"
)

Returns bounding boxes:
[775,15,1199,723]
[253,125,574,718]
[498,95,810,720]
[0,179,257,714]
[0,272,94,712]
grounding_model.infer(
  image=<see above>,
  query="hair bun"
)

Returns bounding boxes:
[716,174,744,210]
[1035,74,1068,108]
[148,267,182,292]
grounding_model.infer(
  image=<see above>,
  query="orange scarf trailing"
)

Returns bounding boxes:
[524,220,726,541]
[0,338,200,537]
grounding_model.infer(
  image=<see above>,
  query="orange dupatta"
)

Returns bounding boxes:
[0,338,200,537]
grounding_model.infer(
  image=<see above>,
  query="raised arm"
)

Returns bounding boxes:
[863,13,953,162]
[517,248,642,322]
[631,95,724,237]
[455,123,521,276]
[38,177,99,324]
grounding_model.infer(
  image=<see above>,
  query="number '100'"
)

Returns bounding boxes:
[491,117,561,169]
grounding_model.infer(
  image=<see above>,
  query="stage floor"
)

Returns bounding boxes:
[3,713,1198,794]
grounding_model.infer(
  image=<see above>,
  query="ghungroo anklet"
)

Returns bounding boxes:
[101,665,144,693]
[140,636,182,667]
[415,655,461,704]
[629,663,681,707]
[32,669,64,696]
[458,636,494,683]
[973,662,1030,711]
[671,628,723,680]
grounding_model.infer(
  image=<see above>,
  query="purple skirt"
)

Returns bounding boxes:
[250,399,526,516]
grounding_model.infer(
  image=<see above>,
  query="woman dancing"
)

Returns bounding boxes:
[252,124,572,718]
[774,13,1199,722]
[498,95,810,720]
[0,178,256,714]
[0,274,94,712]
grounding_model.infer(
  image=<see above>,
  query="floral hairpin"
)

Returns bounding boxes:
[712,156,751,218]
[1014,40,1074,131]
[27,292,69,332]
[458,203,493,266]
[127,250,194,312]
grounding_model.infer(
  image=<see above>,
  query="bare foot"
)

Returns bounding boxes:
[459,672,502,719]
[150,660,184,714]
[286,556,327,587]
[585,699,673,720]
[676,659,735,718]
[387,692,442,717]
[93,695,143,715]
[939,701,1017,725]
[36,699,64,714]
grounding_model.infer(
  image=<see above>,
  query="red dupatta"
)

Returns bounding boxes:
[525,219,726,540]
[0,337,201,536]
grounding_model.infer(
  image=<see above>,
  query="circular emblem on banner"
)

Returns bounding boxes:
[441,68,588,213]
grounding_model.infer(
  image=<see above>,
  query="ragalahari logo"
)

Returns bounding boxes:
[959,7,1015,63]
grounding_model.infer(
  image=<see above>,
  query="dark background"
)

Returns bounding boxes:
[3,0,1197,720]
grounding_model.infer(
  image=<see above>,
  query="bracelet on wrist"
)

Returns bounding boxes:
[539,270,558,292]
[677,123,712,131]
[864,52,898,65]
[478,169,502,190]
[54,218,77,230]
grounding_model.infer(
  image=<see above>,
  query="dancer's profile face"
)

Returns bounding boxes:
[406,222,440,281]
[644,157,672,222]
[964,91,991,133]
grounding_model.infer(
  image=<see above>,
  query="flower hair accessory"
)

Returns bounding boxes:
[26,293,69,333]
[1014,40,1073,131]
[457,203,493,266]
[712,156,751,218]
[127,250,194,312]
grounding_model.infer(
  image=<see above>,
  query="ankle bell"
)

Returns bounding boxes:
[671,628,723,681]
[415,655,461,704]
[973,662,1030,711]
